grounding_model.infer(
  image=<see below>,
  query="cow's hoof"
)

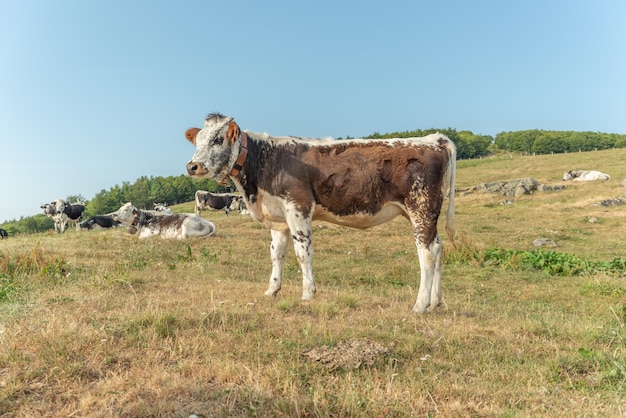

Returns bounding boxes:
[264,288,280,297]
[301,290,316,301]
[427,300,441,313]
[412,303,429,314]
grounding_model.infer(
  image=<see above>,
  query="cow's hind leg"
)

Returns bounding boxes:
[412,233,444,313]
[408,193,445,313]
[424,235,443,311]
[265,228,290,297]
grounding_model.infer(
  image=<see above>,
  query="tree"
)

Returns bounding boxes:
[532,134,567,154]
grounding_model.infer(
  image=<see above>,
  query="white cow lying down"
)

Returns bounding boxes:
[111,202,216,239]
[563,170,610,181]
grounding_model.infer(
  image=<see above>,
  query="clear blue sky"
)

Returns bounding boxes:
[1,1,625,223]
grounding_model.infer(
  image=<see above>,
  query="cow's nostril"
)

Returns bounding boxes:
[187,163,198,174]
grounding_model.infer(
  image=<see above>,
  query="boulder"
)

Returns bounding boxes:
[533,238,557,247]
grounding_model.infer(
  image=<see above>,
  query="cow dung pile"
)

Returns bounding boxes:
[301,338,390,371]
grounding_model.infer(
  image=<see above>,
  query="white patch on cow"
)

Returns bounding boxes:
[259,132,445,151]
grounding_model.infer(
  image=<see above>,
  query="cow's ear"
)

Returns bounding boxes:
[226,121,240,144]
[185,128,201,145]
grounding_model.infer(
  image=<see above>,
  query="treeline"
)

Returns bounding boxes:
[1,175,230,235]
[86,175,230,216]
[494,130,626,154]
[365,128,493,160]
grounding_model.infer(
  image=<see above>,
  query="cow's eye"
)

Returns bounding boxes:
[213,135,223,146]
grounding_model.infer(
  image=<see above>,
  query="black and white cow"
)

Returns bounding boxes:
[78,215,121,230]
[195,190,240,216]
[229,195,249,215]
[111,202,216,239]
[0,228,8,239]
[41,199,85,233]
[185,113,456,313]
[41,202,65,233]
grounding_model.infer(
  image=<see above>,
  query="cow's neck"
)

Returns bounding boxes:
[230,134,267,205]
[135,210,154,228]
[228,131,248,178]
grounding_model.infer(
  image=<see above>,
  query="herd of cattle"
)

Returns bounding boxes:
[29,168,610,240]
[35,191,248,239]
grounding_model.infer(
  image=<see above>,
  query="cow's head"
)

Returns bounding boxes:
[229,195,243,212]
[41,203,55,216]
[53,199,67,215]
[185,112,243,182]
[111,202,136,226]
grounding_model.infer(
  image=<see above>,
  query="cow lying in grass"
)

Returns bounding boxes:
[78,215,121,230]
[563,170,610,181]
[185,113,456,313]
[111,202,216,239]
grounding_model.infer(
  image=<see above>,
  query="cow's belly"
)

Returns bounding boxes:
[313,202,407,229]
[246,190,407,230]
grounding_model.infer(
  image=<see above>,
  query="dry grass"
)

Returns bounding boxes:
[1,148,625,416]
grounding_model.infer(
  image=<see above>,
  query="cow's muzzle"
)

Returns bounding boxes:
[187,161,209,176]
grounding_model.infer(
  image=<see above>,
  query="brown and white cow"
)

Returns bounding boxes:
[111,202,216,239]
[185,113,456,313]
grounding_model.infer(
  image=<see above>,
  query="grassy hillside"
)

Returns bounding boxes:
[0,148,625,416]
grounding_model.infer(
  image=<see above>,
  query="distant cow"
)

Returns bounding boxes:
[185,113,456,313]
[79,215,121,230]
[0,228,8,239]
[153,203,174,214]
[111,202,216,239]
[41,199,85,233]
[41,202,65,233]
[563,170,610,181]
[195,190,240,216]
[229,195,249,215]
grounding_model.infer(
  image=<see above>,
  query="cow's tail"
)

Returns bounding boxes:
[443,137,456,247]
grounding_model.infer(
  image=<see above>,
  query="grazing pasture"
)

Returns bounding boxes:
[1,148,625,416]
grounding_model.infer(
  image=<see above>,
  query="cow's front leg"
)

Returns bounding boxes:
[265,228,290,297]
